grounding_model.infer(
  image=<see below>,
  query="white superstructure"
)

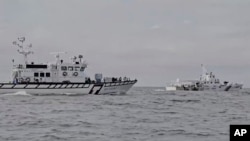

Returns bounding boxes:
[200,65,243,91]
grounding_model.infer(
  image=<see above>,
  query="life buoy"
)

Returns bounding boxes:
[62,72,67,77]
[26,77,30,82]
[73,72,78,77]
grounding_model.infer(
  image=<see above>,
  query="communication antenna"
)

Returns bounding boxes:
[50,52,67,64]
[201,64,208,81]
[13,37,33,64]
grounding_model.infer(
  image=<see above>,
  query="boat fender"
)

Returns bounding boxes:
[63,72,67,77]
[73,72,78,77]
[26,77,30,82]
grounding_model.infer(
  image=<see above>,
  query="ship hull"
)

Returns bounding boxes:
[166,84,242,92]
[0,80,137,95]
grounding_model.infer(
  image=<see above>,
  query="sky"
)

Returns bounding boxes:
[0,0,250,87]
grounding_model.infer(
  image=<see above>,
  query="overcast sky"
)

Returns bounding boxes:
[1,0,250,87]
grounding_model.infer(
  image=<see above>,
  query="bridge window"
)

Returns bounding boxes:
[34,72,39,77]
[61,66,67,71]
[80,67,85,71]
[26,64,47,69]
[46,73,50,77]
[40,72,45,77]
[75,66,80,71]
[52,65,57,70]
[68,66,73,71]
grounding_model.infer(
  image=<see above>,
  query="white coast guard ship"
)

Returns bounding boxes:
[166,65,243,91]
[199,65,243,91]
[0,37,137,95]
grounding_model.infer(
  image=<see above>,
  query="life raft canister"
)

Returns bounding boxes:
[62,72,67,76]
[73,72,78,77]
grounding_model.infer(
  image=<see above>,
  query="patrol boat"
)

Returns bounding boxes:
[199,64,243,91]
[0,37,137,95]
[166,65,243,91]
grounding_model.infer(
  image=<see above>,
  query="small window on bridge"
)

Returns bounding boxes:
[46,73,50,77]
[75,66,80,71]
[40,72,45,77]
[68,66,73,71]
[34,73,39,77]
[80,67,85,71]
[61,66,67,71]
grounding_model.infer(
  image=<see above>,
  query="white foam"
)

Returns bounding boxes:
[154,89,165,92]
[2,91,32,96]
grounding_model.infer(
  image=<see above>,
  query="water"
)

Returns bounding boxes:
[0,87,250,141]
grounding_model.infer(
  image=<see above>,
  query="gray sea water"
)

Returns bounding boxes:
[0,87,250,141]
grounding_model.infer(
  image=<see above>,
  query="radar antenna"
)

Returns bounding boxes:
[13,37,33,64]
[78,54,83,63]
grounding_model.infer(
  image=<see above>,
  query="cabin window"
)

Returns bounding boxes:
[61,66,67,71]
[34,72,39,77]
[40,72,45,77]
[75,66,80,71]
[52,65,57,70]
[80,67,85,71]
[46,73,50,77]
[68,66,74,71]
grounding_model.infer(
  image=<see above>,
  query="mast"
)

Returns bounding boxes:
[13,37,33,64]
[201,64,208,81]
[201,64,207,75]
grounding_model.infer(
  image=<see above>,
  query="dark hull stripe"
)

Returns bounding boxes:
[88,84,104,95]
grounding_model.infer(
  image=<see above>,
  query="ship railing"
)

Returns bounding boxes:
[103,79,137,87]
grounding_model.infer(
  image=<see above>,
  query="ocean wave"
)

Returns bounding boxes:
[167,129,214,137]
[1,91,32,96]
[40,135,69,141]
[154,89,165,92]
[170,99,201,103]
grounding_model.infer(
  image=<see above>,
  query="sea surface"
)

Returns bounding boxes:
[0,87,250,141]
